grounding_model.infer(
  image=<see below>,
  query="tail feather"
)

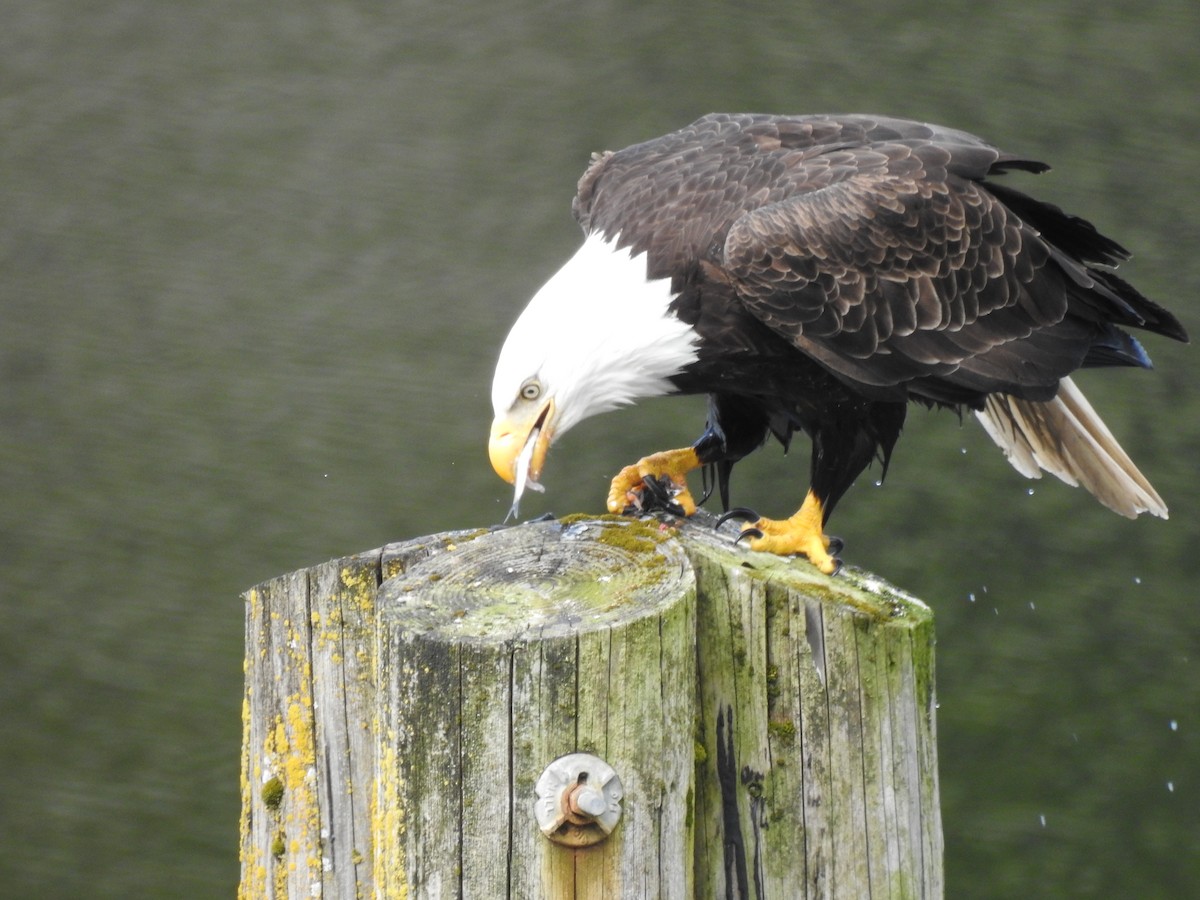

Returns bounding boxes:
[974,376,1167,519]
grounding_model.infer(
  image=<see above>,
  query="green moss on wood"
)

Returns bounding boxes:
[767,718,796,744]
[261,776,284,810]
[765,664,780,700]
[558,513,677,552]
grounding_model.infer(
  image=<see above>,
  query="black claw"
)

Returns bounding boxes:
[734,527,764,545]
[830,557,844,576]
[715,507,760,529]
[697,464,716,507]
[827,536,845,556]
[640,474,670,502]
[626,475,686,517]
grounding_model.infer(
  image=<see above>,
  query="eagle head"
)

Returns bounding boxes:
[488,233,699,503]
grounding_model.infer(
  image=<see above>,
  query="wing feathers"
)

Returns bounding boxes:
[975,376,1167,518]
[575,110,1187,405]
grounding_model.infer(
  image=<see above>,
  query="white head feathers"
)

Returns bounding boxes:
[491,232,699,437]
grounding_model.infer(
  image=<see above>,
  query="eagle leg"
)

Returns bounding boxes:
[607,447,701,516]
[734,489,842,575]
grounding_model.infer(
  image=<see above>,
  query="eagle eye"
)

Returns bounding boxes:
[520,381,542,402]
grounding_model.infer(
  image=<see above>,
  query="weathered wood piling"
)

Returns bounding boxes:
[239,511,942,898]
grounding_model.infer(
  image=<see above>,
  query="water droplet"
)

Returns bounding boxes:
[1029,601,1036,611]
[1039,814,1047,827]
[1027,488,1036,496]
[968,592,976,603]
[1170,720,1178,732]
[1133,576,1142,585]
[960,447,968,454]
[874,479,883,487]
[1167,781,1175,793]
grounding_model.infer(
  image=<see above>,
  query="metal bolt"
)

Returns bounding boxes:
[534,752,623,847]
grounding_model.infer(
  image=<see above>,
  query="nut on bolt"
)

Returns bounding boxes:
[534,752,623,847]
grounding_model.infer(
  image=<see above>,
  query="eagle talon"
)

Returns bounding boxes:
[720,491,842,574]
[634,475,687,517]
[827,536,845,556]
[606,448,700,516]
[716,507,761,529]
[640,474,673,504]
[734,527,764,544]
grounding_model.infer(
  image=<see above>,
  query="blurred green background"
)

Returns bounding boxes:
[3,0,1197,896]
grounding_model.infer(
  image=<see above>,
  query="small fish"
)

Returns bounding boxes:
[506,427,545,522]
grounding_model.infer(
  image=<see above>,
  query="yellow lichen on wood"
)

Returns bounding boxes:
[238,681,266,900]
[256,684,322,892]
[371,734,408,899]
[340,564,378,615]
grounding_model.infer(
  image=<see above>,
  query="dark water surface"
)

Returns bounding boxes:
[3,1,1198,895]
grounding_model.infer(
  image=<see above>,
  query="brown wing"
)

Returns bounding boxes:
[575,113,1183,401]
[721,138,1082,395]
[574,112,1036,273]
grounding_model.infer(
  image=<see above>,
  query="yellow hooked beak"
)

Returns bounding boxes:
[488,398,555,484]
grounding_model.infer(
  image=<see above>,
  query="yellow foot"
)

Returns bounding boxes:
[607,447,701,516]
[736,491,840,575]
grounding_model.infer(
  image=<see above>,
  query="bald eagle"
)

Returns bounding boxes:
[488,113,1187,573]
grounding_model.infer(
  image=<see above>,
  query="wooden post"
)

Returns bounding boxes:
[239,512,942,898]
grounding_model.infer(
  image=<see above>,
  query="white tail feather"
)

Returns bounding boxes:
[974,376,1167,519]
